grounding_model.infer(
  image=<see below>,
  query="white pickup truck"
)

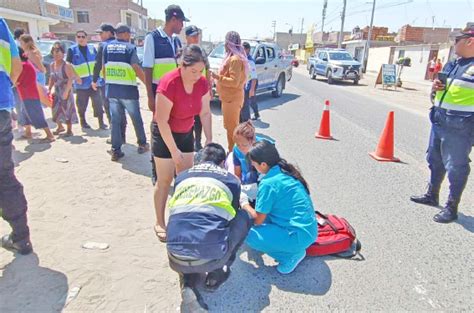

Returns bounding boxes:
[208,40,292,99]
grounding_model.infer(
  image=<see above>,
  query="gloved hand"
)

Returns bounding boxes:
[239,191,250,207]
[241,183,258,201]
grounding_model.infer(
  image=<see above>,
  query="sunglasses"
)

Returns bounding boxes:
[76,35,86,39]
[455,36,472,44]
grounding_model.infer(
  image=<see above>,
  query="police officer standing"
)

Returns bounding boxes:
[103,24,149,161]
[67,30,107,130]
[411,24,474,223]
[93,23,127,144]
[184,25,207,151]
[0,18,32,255]
[143,4,187,182]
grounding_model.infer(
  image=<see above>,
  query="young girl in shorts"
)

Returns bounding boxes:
[241,141,317,274]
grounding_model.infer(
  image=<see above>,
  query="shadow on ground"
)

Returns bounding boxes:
[0,253,68,312]
[456,213,474,233]
[119,143,153,178]
[202,246,332,312]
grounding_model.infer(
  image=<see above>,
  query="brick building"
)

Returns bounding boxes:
[350,26,390,41]
[50,0,153,41]
[0,0,61,39]
[396,25,453,44]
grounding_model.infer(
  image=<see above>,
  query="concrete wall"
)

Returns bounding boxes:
[275,32,306,51]
[392,45,433,82]
[366,46,392,74]
[2,13,51,39]
[0,0,41,15]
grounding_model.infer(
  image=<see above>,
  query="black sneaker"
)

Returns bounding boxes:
[137,143,150,154]
[108,150,125,161]
[180,287,208,313]
[81,123,91,129]
[1,234,33,255]
[99,123,109,130]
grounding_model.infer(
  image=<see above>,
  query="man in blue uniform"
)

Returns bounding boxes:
[103,24,149,161]
[0,18,33,255]
[411,24,474,223]
[240,41,258,122]
[143,4,186,184]
[166,143,252,311]
[93,23,127,144]
[67,30,106,129]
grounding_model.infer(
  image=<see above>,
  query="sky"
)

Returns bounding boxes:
[49,0,473,41]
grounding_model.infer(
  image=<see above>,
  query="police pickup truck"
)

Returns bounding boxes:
[307,48,361,84]
[208,41,292,99]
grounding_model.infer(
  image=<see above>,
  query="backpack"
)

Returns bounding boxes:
[306,211,363,260]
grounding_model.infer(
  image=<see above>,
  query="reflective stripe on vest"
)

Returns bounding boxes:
[168,177,236,220]
[435,78,474,112]
[105,61,136,86]
[73,60,95,78]
[152,57,177,84]
[0,38,11,75]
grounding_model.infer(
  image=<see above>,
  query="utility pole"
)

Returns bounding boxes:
[338,0,347,48]
[272,20,276,41]
[321,0,328,33]
[300,18,304,34]
[362,0,376,73]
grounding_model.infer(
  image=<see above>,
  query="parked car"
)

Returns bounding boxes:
[207,40,292,100]
[136,46,144,67]
[307,48,361,84]
[38,39,75,84]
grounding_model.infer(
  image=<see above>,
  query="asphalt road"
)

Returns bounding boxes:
[206,69,473,311]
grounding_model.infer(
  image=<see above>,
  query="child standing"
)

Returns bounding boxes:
[241,141,317,274]
[16,48,55,142]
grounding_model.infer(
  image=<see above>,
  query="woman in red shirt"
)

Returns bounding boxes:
[16,48,55,142]
[153,45,212,241]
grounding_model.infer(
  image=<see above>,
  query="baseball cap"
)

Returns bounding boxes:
[165,4,190,22]
[454,23,474,39]
[185,25,200,37]
[95,23,115,33]
[115,23,131,34]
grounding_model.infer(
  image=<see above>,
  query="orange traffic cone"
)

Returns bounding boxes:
[315,100,333,140]
[369,111,400,162]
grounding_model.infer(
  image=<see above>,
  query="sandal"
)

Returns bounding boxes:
[154,225,167,243]
[20,134,32,140]
[39,137,55,143]
[205,267,231,292]
[63,131,73,137]
[53,128,65,135]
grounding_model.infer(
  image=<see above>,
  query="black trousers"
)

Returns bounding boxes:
[76,87,104,123]
[169,210,252,280]
[0,111,30,243]
[194,115,202,149]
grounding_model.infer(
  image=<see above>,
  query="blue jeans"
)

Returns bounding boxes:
[109,98,147,152]
[427,107,474,200]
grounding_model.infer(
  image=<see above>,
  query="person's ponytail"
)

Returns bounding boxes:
[278,158,310,194]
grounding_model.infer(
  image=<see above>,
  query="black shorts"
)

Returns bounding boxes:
[151,122,194,159]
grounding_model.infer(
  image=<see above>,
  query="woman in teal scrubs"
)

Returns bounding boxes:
[241,141,317,274]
